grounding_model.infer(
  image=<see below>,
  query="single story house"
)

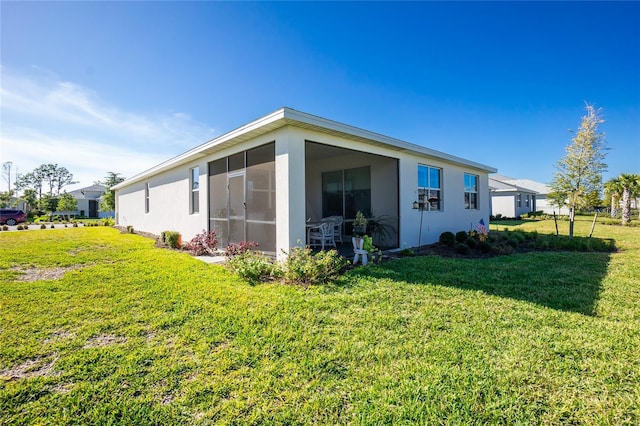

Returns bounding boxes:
[55,184,113,218]
[113,108,496,259]
[489,175,538,218]
[490,174,569,217]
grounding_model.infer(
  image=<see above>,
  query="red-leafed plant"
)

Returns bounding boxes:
[224,241,259,258]
[187,229,219,256]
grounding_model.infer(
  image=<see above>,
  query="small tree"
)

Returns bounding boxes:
[549,104,608,237]
[57,192,78,221]
[0,190,14,208]
[38,194,59,221]
[21,189,38,214]
[604,177,624,218]
[619,173,640,225]
[98,172,125,213]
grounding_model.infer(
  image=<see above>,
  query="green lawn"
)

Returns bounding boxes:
[1,219,639,424]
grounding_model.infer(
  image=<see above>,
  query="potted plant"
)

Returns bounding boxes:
[353,210,368,236]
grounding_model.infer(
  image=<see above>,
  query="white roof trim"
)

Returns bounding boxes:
[114,107,497,189]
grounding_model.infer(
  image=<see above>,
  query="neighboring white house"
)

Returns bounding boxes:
[113,108,497,259]
[55,184,113,218]
[490,174,569,217]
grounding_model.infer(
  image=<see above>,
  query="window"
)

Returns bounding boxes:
[464,173,478,209]
[191,167,200,214]
[516,193,522,208]
[145,183,150,213]
[525,194,530,208]
[418,165,442,210]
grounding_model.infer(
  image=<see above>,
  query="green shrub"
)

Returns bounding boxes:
[2,225,7,231]
[492,244,514,255]
[466,237,477,248]
[127,225,135,234]
[454,242,470,254]
[163,231,181,248]
[507,237,520,248]
[455,231,468,243]
[478,241,492,253]
[50,224,55,229]
[362,235,383,263]
[227,251,280,284]
[73,223,78,228]
[399,248,415,257]
[510,231,526,243]
[101,217,115,226]
[439,231,455,247]
[40,224,46,229]
[283,247,348,285]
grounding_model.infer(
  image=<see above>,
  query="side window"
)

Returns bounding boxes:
[191,167,200,214]
[418,165,442,211]
[464,173,478,210]
[145,182,150,213]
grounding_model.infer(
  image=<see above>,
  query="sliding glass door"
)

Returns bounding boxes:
[322,166,371,233]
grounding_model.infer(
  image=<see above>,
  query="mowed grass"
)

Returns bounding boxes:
[1,219,638,424]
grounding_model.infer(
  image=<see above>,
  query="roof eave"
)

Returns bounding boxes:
[114,107,497,190]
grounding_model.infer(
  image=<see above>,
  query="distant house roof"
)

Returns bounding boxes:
[68,184,107,199]
[114,107,497,190]
[490,174,550,195]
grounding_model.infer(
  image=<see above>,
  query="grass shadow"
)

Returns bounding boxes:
[348,250,611,315]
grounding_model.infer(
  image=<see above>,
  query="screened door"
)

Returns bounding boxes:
[208,143,276,253]
[228,172,246,244]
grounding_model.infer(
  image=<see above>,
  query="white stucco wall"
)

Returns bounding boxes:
[398,156,491,247]
[536,195,570,216]
[491,193,516,218]
[116,123,493,255]
[116,161,207,238]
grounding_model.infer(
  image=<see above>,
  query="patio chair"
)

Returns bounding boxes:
[307,222,336,250]
[321,216,343,243]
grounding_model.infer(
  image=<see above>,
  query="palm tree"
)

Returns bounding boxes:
[619,173,640,225]
[604,177,624,218]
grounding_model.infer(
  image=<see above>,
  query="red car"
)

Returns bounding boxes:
[0,209,27,226]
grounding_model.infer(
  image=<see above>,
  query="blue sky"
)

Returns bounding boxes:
[1,1,638,190]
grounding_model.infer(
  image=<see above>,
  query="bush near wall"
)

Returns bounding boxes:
[161,231,182,249]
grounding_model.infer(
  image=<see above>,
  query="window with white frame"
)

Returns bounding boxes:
[525,194,530,208]
[191,167,200,214]
[418,165,442,210]
[145,182,150,213]
[516,193,522,208]
[464,173,478,209]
